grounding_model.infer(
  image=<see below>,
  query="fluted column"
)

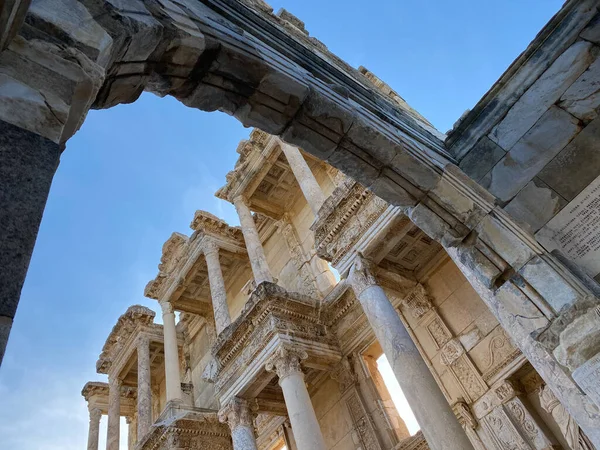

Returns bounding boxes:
[218,397,259,450]
[266,346,326,450]
[202,241,232,334]
[349,255,473,450]
[106,376,121,450]
[87,407,102,450]
[159,300,182,402]
[137,336,152,439]
[233,195,273,285]
[279,142,326,216]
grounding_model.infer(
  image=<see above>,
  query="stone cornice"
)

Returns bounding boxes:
[190,210,244,244]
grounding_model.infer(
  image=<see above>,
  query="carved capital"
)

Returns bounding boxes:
[108,376,122,388]
[218,397,255,432]
[349,253,379,297]
[265,345,308,382]
[403,284,433,319]
[159,300,173,315]
[494,380,520,403]
[452,401,476,430]
[440,339,465,366]
[202,239,220,257]
[233,194,248,207]
[89,407,102,423]
[330,358,357,393]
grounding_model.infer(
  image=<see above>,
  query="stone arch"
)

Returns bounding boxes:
[1,0,600,445]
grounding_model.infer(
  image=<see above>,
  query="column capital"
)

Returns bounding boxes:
[159,300,174,315]
[218,397,256,432]
[89,407,102,422]
[202,239,220,256]
[233,194,249,206]
[265,345,308,382]
[108,375,123,387]
[348,253,379,297]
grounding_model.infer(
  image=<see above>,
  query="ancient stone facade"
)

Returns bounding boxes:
[1,0,600,449]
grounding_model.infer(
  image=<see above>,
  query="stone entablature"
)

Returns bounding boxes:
[81,381,137,416]
[211,282,341,405]
[138,402,232,450]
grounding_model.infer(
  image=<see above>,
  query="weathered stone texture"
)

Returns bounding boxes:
[458,137,505,182]
[559,53,600,122]
[0,0,30,50]
[538,114,600,201]
[489,41,596,151]
[483,106,581,203]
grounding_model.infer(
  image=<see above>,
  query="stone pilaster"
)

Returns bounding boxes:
[266,346,326,450]
[233,195,273,285]
[106,376,121,450]
[136,336,152,439]
[159,301,182,402]
[349,254,473,450]
[280,142,326,216]
[87,407,102,450]
[218,397,258,450]
[202,240,232,334]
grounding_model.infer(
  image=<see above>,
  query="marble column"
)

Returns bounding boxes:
[0,120,62,365]
[106,376,121,450]
[87,407,102,450]
[218,397,259,450]
[159,301,182,402]
[137,336,152,439]
[349,255,473,450]
[233,195,273,285]
[266,347,326,450]
[126,416,136,450]
[279,142,326,216]
[202,241,232,334]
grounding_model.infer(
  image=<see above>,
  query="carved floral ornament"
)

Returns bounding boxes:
[348,254,380,297]
[218,397,256,431]
[265,345,308,381]
[452,400,477,430]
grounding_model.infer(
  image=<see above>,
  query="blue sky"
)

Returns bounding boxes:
[0,1,564,448]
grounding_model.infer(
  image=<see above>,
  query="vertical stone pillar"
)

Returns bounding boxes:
[0,120,62,365]
[126,416,136,450]
[348,255,473,450]
[202,241,232,334]
[159,301,182,402]
[87,407,102,450]
[279,142,326,216]
[266,346,326,450]
[233,195,273,285]
[106,376,121,450]
[218,397,259,450]
[137,336,152,439]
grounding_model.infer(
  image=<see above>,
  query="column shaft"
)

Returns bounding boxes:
[160,301,182,402]
[0,120,62,365]
[280,142,326,216]
[219,398,259,450]
[203,242,232,334]
[137,337,152,439]
[349,257,473,450]
[106,377,121,450]
[87,408,102,450]
[233,196,273,285]
[266,348,326,450]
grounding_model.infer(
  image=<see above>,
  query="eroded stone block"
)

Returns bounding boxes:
[580,13,600,45]
[504,178,567,233]
[484,106,581,203]
[458,136,506,182]
[489,41,596,151]
[559,54,600,122]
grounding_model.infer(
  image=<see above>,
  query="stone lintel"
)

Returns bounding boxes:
[212,282,341,404]
[81,381,137,417]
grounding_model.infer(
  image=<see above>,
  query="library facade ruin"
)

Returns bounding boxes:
[1,0,600,449]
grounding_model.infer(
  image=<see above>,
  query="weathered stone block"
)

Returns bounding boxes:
[504,178,567,233]
[554,306,600,370]
[0,0,30,51]
[538,115,600,201]
[489,41,596,150]
[573,351,600,409]
[580,13,600,45]
[458,136,506,182]
[559,54,600,122]
[484,106,581,203]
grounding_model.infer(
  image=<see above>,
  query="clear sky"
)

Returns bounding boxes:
[0,1,564,448]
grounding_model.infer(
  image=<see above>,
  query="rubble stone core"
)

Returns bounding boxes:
[0,0,599,449]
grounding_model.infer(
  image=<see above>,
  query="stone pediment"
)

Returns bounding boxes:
[96,305,156,374]
[211,282,341,404]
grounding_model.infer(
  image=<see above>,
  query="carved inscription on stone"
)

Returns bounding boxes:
[537,175,600,280]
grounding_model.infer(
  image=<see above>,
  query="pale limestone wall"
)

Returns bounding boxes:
[227,265,254,322]
[188,326,218,409]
